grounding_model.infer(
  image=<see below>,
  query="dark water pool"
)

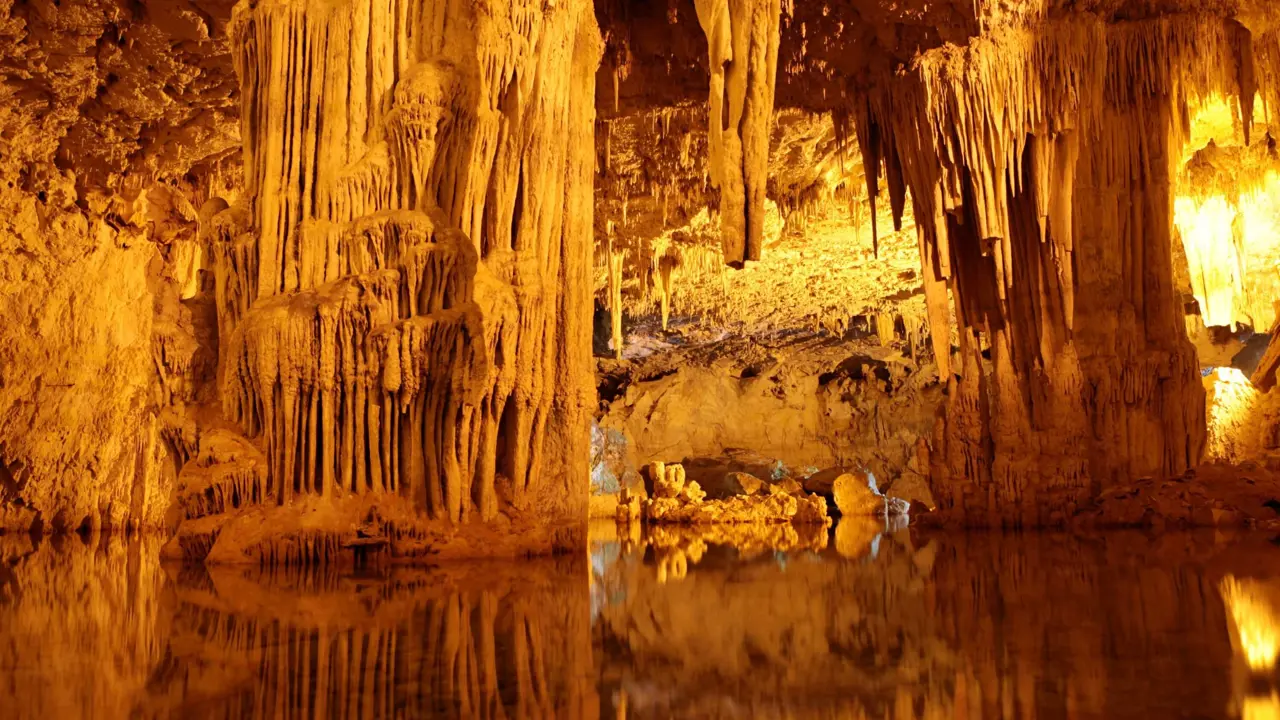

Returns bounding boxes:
[1,519,1278,718]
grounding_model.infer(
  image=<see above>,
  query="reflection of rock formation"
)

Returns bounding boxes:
[0,536,595,718]
[1222,574,1280,720]
[594,526,951,717]
[1223,575,1280,672]
[594,528,1257,718]
[0,535,168,720]
[928,532,1238,719]
[143,559,596,718]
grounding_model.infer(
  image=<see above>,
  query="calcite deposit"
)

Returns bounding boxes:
[6,0,1280,558]
[630,460,832,528]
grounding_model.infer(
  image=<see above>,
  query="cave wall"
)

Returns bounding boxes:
[0,0,239,532]
[597,336,941,489]
[594,2,1280,525]
[6,0,1280,539]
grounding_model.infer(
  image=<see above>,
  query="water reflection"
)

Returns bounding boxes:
[2,523,1280,717]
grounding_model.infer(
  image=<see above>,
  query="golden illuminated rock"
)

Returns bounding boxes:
[727,471,767,495]
[8,0,1280,548]
[833,471,886,516]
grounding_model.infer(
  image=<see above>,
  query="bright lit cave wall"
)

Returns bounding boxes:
[3,0,1280,554]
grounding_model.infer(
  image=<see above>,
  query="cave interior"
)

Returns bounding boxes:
[10,0,1280,717]
[2,0,1280,558]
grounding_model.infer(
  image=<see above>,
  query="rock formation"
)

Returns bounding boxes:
[0,0,239,533]
[6,0,1280,547]
[167,0,604,560]
[590,1,1280,529]
[628,460,833,527]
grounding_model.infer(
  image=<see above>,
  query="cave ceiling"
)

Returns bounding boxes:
[3,0,1277,192]
[0,0,239,192]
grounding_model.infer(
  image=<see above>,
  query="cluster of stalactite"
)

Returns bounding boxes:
[1174,135,1280,332]
[843,16,1274,525]
[189,0,602,556]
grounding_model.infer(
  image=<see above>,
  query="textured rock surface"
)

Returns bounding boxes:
[640,461,832,526]
[158,0,605,561]
[832,472,885,516]
[7,0,1280,543]
[0,0,238,531]
[2,0,605,556]
[599,332,942,489]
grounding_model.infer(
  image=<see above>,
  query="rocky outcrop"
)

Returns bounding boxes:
[599,332,943,492]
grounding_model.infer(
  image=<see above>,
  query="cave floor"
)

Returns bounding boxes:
[1,521,1278,718]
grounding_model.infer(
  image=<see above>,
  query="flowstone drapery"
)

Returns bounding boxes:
[170,0,602,561]
[849,17,1273,525]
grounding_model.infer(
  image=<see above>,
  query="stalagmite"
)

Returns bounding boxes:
[608,246,626,359]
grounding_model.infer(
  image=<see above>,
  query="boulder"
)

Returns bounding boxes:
[773,478,804,496]
[805,465,879,498]
[726,471,766,496]
[833,470,886,516]
[681,450,787,499]
[802,466,845,497]
[885,470,935,509]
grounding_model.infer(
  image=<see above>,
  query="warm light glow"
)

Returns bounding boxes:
[1239,170,1280,331]
[1203,367,1260,463]
[1175,194,1243,329]
[1221,575,1280,672]
[1243,693,1280,720]
[1186,94,1243,155]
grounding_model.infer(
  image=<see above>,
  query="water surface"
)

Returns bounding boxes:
[1,520,1278,718]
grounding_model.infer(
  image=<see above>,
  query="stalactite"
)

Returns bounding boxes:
[693,0,781,266]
